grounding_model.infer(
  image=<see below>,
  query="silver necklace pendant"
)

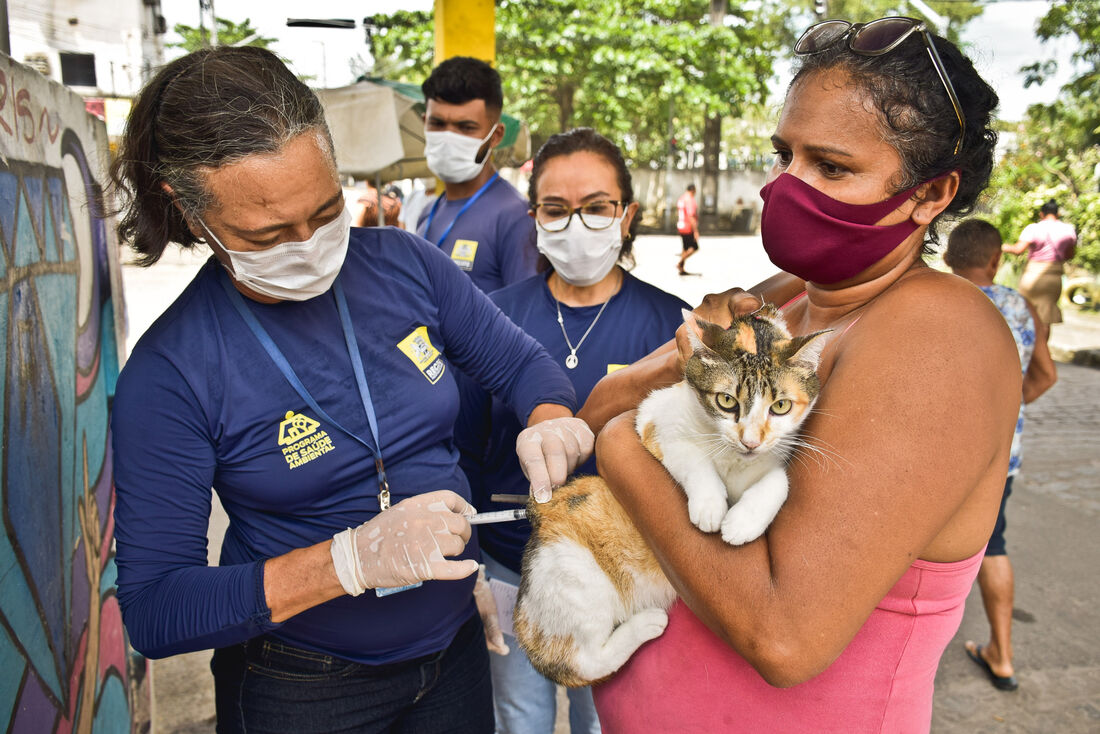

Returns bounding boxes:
[565,353,579,369]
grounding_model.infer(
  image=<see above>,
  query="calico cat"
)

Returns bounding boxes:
[513,305,829,688]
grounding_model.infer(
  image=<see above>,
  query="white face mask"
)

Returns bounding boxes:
[423,124,499,183]
[201,207,351,301]
[537,215,624,287]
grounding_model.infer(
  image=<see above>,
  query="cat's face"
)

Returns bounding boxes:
[683,307,828,457]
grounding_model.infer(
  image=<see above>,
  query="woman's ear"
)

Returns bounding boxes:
[910,171,959,225]
[163,182,206,241]
[620,201,640,238]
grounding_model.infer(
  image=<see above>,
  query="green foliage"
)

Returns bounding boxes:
[820,0,981,43]
[168,17,277,52]
[366,1,786,166]
[362,0,989,168]
[985,0,1100,274]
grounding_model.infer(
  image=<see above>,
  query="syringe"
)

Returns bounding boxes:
[467,508,528,525]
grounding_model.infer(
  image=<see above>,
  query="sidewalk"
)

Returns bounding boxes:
[123,235,1099,733]
[1049,308,1100,367]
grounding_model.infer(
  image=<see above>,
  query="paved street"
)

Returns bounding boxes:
[122,234,1100,733]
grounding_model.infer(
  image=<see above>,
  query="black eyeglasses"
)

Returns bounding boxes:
[795,16,965,156]
[533,200,625,232]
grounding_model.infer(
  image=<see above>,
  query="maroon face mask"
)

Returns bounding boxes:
[760,173,922,284]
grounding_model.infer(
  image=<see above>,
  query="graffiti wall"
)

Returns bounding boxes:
[0,55,147,732]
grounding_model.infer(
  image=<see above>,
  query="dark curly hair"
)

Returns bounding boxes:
[109,46,333,266]
[528,127,639,263]
[791,23,999,245]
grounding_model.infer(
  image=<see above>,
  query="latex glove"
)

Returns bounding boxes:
[516,417,595,503]
[474,565,510,655]
[330,490,479,596]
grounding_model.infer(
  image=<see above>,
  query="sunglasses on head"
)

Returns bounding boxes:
[795,16,966,156]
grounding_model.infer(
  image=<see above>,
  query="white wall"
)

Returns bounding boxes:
[10,0,164,96]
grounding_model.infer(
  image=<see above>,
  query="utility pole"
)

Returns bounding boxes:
[0,0,9,56]
[664,96,675,232]
[700,0,726,232]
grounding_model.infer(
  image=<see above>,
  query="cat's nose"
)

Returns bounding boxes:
[741,438,761,451]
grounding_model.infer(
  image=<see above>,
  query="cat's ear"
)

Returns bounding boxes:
[752,303,788,332]
[784,329,832,370]
[681,309,719,356]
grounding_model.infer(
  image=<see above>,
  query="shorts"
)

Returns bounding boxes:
[680,232,698,251]
[985,476,1013,556]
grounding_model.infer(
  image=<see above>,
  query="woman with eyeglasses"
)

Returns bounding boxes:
[567,18,1016,731]
[455,127,689,734]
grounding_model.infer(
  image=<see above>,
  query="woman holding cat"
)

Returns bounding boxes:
[572,18,1020,732]
[456,128,688,734]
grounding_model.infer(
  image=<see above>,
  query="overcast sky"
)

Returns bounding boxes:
[161,0,1078,122]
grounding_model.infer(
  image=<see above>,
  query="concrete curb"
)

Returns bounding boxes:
[1051,346,1100,368]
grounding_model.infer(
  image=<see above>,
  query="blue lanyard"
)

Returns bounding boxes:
[421,172,500,247]
[218,272,393,510]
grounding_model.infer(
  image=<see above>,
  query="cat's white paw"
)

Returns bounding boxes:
[630,607,669,642]
[720,503,771,545]
[688,494,728,533]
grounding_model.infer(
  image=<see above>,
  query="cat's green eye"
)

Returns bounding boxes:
[715,393,738,412]
[771,399,793,415]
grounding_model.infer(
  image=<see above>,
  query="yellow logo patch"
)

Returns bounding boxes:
[398,326,446,384]
[606,364,628,374]
[450,239,478,271]
[278,411,335,469]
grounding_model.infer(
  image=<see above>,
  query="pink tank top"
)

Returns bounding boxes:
[593,550,983,733]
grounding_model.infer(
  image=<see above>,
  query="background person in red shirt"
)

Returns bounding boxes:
[676,183,700,274]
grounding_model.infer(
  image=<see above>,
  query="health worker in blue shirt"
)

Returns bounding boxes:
[108,46,592,734]
[417,57,538,293]
[457,128,690,734]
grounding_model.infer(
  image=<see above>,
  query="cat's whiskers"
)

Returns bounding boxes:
[780,435,849,471]
[697,434,735,460]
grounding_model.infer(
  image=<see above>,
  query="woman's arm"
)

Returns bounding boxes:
[1023,300,1057,403]
[1002,239,1030,255]
[113,349,477,657]
[595,276,1020,686]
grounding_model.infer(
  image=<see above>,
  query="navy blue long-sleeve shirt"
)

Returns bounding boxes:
[111,227,575,662]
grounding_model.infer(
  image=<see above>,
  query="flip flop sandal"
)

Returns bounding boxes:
[966,644,1019,691]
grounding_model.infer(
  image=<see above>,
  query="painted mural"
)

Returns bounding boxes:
[0,54,148,732]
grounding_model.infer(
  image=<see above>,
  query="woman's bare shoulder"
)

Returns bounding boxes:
[866,267,1010,342]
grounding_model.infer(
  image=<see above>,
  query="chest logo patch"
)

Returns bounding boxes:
[397,326,446,384]
[450,239,478,271]
[278,411,335,469]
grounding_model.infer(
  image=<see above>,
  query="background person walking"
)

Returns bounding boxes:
[945,218,1058,692]
[1003,199,1077,333]
[676,183,700,275]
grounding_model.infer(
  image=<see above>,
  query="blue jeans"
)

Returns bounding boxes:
[482,554,602,734]
[211,612,493,733]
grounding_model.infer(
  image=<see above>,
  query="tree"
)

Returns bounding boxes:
[168,17,277,52]
[365,2,782,169]
[986,0,1100,274]
[816,0,983,42]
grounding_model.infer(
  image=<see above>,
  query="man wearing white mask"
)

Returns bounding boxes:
[418,57,537,293]
[455,128,688,734]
